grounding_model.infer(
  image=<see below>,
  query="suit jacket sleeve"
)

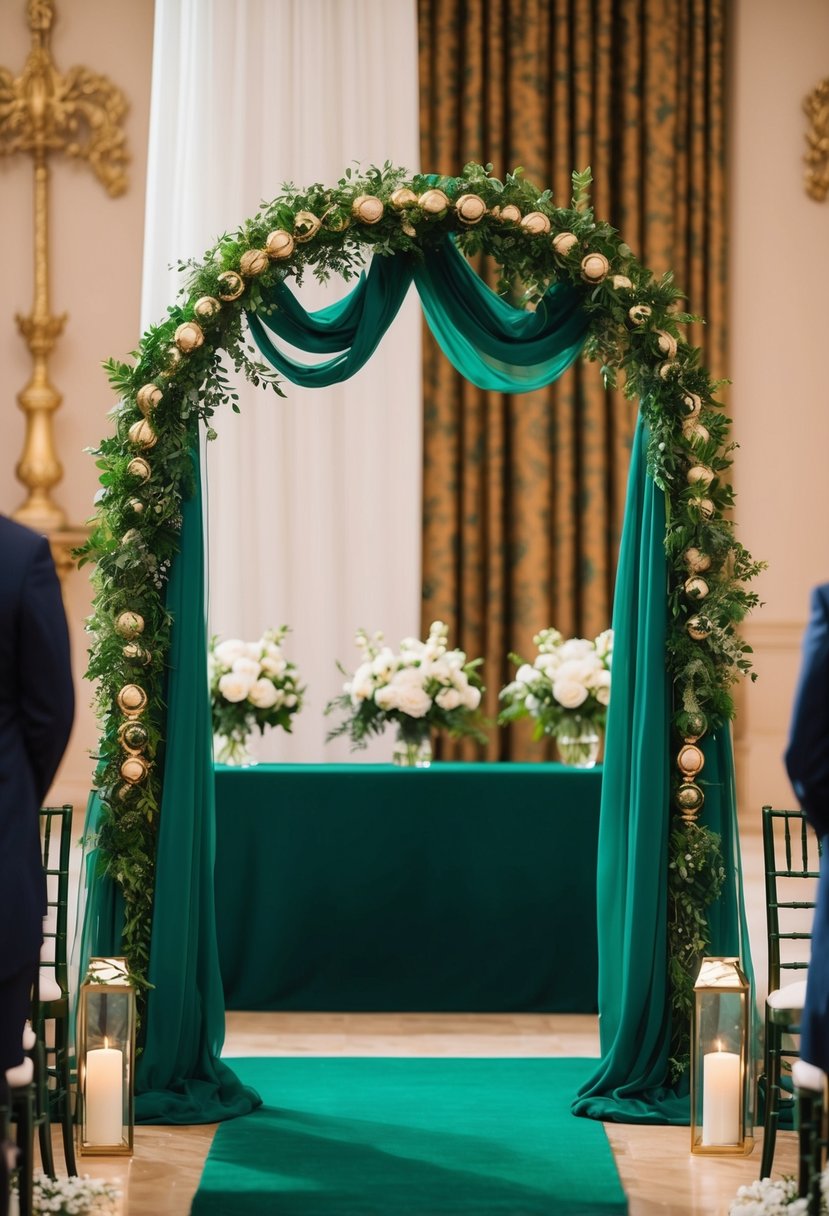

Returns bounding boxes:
[19,537,74,804]
[785,584,829,836]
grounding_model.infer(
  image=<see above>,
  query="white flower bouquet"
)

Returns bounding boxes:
[209,627,303,764]
[728,1173,816,1215]
[498,627,613,766]
[325,620,486,765]
[13,1172,120,1215]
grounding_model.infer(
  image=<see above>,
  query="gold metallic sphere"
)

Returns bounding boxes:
[677,743,705,777]
[127,457,151,482]
[117,683,148,715]
[128,419,158,449]
[239,249,269,276]
[120,755,149,784]
[136,383,162,416]
[266,229,295,259]
[686,615,712,641]
[194,295,222,318]
[581,253,610,282]
[174,321,205,353]
[119,720,149,753]
[115,611,144,639]
[455,193,487,225]
[351,195,384,224]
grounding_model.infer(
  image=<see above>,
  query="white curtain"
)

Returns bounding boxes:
[142,0,422,761]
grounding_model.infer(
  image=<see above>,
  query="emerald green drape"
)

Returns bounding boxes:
[80,452,260,1125]
[571,417,753,1122]
[247,238,588,393]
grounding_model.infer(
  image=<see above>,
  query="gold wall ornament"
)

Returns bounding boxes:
[803,77,829,202]
[0,0,130,542]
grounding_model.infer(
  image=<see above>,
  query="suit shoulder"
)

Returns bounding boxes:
[814,584,829,614]
[0,514,48,564]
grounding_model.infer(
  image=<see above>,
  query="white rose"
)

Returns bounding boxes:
[214,638,247,667]
[525,694,540,712]
[350,662,375,702]
[233,656,261,680]
[371,648,395,677]
[261,655,287,677]
[218,672,253,702]
[284,693,298,707]
[553,678,589,709]
[374,685,396,710]
[386,668,431,717]
[462,685,481,710]
[559,638,594,660]
[248,678,280,708]
[596,685,611,706]
[245,641,262,660]
[595,629,614,659]
[516,663,536,685]
[436,687,462,711]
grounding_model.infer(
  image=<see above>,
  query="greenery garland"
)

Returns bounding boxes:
[79,161,762,1064]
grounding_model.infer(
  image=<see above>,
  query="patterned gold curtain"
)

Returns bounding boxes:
[418,0,727,759]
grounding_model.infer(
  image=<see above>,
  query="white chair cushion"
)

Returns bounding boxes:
[21,1021,36,1052]
[793,1059,827,1093]
[38,970,62,1002]
[767,978,808,1011]
[5,1057,34,1088]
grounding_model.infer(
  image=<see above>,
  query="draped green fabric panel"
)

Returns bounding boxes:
[78,452,260,1125]
[247,239,588,393]
[571,417,752,1123]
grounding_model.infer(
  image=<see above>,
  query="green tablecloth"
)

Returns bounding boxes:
[213,762,601,1013]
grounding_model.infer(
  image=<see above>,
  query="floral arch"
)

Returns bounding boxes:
[79,163,761,1124]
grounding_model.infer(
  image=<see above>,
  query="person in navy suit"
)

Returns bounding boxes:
[0,516,74,1213]
[785,582,829,1075]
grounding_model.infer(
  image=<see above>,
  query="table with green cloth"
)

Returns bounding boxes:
[213,762,602,1013]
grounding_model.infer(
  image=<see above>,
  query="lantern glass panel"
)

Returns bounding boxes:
[77,957,136,1156]
[691,958,753,1155]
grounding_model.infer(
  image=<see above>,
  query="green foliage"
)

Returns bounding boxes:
[82,163,762,1053]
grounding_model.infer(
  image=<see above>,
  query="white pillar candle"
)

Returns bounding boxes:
[85,1039,124,1145]
[702,1045,741,1145]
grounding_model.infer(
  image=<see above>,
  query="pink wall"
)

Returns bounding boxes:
[729,0,829,811]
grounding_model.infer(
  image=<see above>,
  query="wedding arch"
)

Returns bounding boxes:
[79,163,761,1124]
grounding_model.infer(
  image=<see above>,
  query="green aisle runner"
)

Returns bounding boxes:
[192,1058,627,1215]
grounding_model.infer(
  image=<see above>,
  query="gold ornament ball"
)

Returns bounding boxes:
[684,575,710,599]
[120,755,149,785]
[115,610,145,639]
[498,203,522,224]
[520,210,551,236]
[119,720,149,753]
[123,641,152,664]
[165,346,183,372]
[418,188,451,215]
[266,229,295,260]
[656,330,678,357]
[628,304,652,325]
[128,498,144,515]
[127,457,151,482]
[687,464,715,487]
[455,193,487,225]
[682,392,702,417]
[390,187,418,210]
[117,784,133,801]
[293,210,322,242]
[677,743,705,778]
[121,528,141,546]
[696,497,716,519]
[676,782,705,815]
[401,219,416,237]
[581,252,610,282]
[682,418,710,446]
[686,614,712,641]
[659,360,680,379]
[552,231,578,255]
[682,712,708,741]
[217,271,245,301]
[612,274,633,290]
[684,547,711,573]
[194,295,222,318]
[351,194,385,224]
[136,383,162,416]
[128,419,158,449]
[117,683,148,715]
[175,320,205,353]
[240,248,269,276]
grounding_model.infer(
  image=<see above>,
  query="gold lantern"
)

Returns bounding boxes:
[691,957,754,1155]
[76,957,136,1156]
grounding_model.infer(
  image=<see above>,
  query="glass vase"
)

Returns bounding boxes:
[213,733,256,767]
[392,721,432,768]
[555,724,601,769]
